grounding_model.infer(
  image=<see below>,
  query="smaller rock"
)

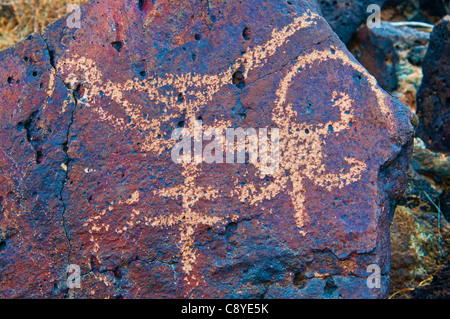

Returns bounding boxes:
[411,263,450,298]
[382,0,450,25]
[412,138,450,185]
[416,16,450,153]
[398,167,441,214]
[318,0,385,44]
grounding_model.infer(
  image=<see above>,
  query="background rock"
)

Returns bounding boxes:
[411,262,450,298]
[390,205,450,296]
[390,138,450,298]
[349,22,429,112]
[416,16,450,153]
[318,0,385,44]
[382,0,450,25]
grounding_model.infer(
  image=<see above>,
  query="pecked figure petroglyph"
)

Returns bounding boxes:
[59,10,394,288]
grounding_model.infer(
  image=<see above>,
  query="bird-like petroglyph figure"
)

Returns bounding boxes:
[56,9,393,290]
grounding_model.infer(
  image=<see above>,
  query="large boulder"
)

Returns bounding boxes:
[0,0,414,298]
[349,22,429,112]
[416,16,450,153]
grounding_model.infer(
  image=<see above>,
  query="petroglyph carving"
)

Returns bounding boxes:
[60,10,392,288]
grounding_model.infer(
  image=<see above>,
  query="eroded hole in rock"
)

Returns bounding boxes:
[62,141,68,154]
[194,33,201,41]
[232,70,245,89]
[177,93,185,102]
[7,76,12,84]
[242,26,252,41]
[177,120,185,127]
[111,41,123,52]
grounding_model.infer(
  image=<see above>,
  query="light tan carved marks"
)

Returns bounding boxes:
[62,9,392,290]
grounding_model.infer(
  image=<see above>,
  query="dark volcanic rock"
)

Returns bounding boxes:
[390,138,450,297]
[416,16,450,153]
[0,0,414,298]
[412,138,450,185]
[349,22,429,111]
[318,0,386,44]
